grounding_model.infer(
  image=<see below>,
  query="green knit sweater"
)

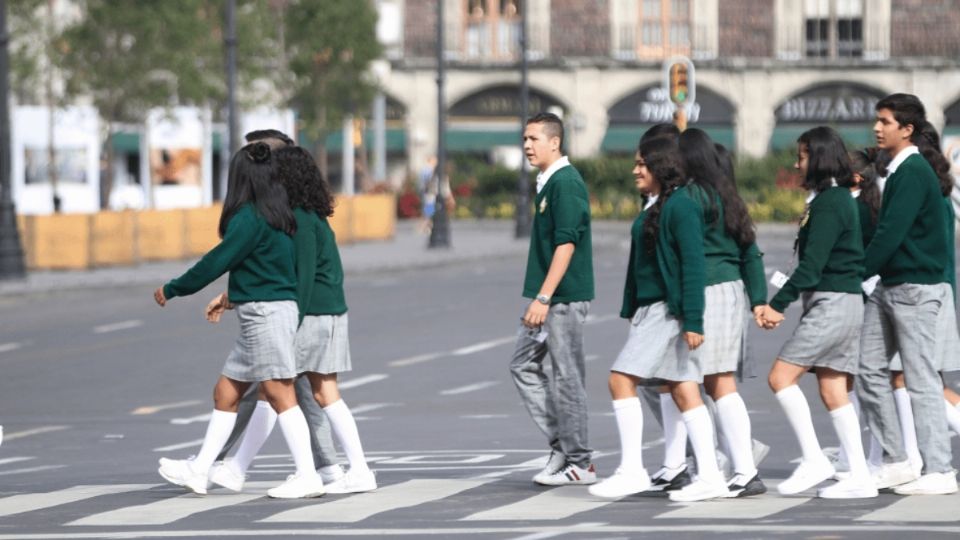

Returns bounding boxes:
[294,208,347,319]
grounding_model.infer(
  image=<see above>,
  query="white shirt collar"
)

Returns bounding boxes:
[643,194,659,211]
[885,145,919,178]
[851,189,861,199]
[536,156,570,194]
[806,177,838,203]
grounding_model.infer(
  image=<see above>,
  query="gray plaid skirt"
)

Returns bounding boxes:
[696,280,753,379]
[890,284,960,373]
[611,301,702,383]
[778,291,863,374]
[222,300,298,382]
[295,313,353,375]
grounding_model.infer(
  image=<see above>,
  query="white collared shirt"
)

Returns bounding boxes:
[806,177,839,203]
[878,145,919,193]
[643,194,659,211]
[851,189,861,199]
[536,156,571,194]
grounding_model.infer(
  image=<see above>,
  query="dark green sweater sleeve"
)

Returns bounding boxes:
[770,202,842,312]
[739,242,767,307]
[294,213,318,324]
[667,197,706,334]
[550,179,589,247]
[620,238,638,319]
[164,209,259,299]
[863,175,926,277]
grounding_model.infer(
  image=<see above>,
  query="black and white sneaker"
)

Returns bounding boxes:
[725,472,767,498]
[647,465,692,493]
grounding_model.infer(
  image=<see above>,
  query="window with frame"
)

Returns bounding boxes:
[463,0,522,60]
[638,0,691,59]
[805,0,863,58]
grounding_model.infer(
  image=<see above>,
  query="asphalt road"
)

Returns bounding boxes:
[1,227,959,539]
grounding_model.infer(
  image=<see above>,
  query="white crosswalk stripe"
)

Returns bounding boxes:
[261,479,492,523]
[0,484,157,518]
[856,492,960,522]
[462,485,612,521]
[655,493,811,520]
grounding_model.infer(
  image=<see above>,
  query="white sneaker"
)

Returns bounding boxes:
[752,440,771,467]
[909,456,924,479]
[324,468,378,494]
[817,475,878,499]
[209,460,245,492]
[267,472,326,499]
[532,450,566,483]
[536,462,597,486]
[872,460,919,489]
[668,477,729,502]
[777,459,835,495]
[158,457,208,495]
[319,464,346,485]
[588,468,651,498]
[893,472,959,495]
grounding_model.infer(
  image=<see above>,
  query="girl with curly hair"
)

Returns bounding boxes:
[153,142,326,499]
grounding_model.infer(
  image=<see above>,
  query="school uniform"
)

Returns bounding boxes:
[770,186,865,374]
[510,156,595,469]
[164,203,299,382]
[857,147,954,475]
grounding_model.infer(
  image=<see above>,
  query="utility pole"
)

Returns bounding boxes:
[515,1,530,238]
[225,0,238,156]
[429,0,450,248]
[0,0,26,279]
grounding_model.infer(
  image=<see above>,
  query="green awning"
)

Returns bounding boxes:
[308,129,407,152]
[110,132,225,153]
[601,125,735,153]
[770,125,876,151]
[445,129,521,152]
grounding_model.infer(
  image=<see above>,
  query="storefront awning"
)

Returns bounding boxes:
[601,125,735,153]
[444,129,521,152]
[110,132,223,153]
[769,125,875,152]
[316,128,407,152]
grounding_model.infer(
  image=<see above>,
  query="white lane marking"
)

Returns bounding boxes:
[452,337,516,356]
[379,454,503,465]
[509,523,608,540]
[153,439,203,452]
[473,455,551,479]
[0,456,34,466]
[68,485,269,526]
[338,373,389,390]
[0,342,21,353]
[0,465,65,476]
[655,492,807,520]
[2,425,68,441]
[170,413,211,426]
[857,492,960,522]
[440,381,499,396]
[350,403,396,414]
[461,414,510,419]
[388,352,443,367]
[93,320,143,334]
[0,484,156,518]
[261,478,492,523]
[462,485,613,521]
[131,400,204,415]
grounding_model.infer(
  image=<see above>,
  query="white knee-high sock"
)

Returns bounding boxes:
[867,432,883,469]
[660,393,687,469]
[892,388,921,466]
[682,405,723,483]
[944,400,960,437]
[830,404,870,478]
[232,400,277,473]
[715,393,757,478]
[276,406,317,476]
[193,409,238,473]
[775,385,826,464]
[324,399,370,473]
[835,391,861,470]
[613,398,645,474]
[848,391,861,419]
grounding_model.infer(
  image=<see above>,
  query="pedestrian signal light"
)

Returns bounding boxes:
[669,62,689,105]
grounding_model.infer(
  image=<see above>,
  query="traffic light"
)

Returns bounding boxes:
[669,62,689,105]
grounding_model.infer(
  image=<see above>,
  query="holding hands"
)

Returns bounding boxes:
[205,292,233,323]
[753,304,784,330]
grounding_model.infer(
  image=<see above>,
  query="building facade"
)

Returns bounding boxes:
[374,0,960,173]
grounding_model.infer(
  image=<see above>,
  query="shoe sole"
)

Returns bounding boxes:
[267,490,325,499]
[875,474,920,490]
[158,467,187,488]
[669,489,729,502]
[326,485,378,494]
[818,489,879,499]
[209,479,244,492]
[777,469,835,495]
[893,487,959,495]
[536,479,597,486]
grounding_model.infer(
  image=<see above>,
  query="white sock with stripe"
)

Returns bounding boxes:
[945,400,960,437]
[324,399,370,473]
[892,388,921,467]
[613,398,645,474]
[715,392,757,478]
[682,405,724,483]
[775,385,826,464]
[276,406,318,477]
[830,403,870,478]
[192,409,238,474]
[231,400,277,473]
[660,392,687,470]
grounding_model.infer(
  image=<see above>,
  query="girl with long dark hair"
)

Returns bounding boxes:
[758,127,876,499]
[678,128,767,497]
[153,142,325,499]
[590,137,726,502]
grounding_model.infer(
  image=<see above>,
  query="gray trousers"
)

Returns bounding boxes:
[857,283,953,473]
[509,301,592,467]
[218,375,338,468]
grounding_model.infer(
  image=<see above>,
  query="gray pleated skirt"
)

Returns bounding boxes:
[890,286,960,373]
[295,313,353,375]
[222,300,298,382]
[611,301,702,383]
[697,280,752,379]
[778,291,863,374]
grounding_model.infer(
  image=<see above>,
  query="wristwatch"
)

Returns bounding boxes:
[536,294,551,305]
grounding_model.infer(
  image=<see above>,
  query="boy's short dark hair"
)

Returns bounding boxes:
[875,93,926,133]
[245,129,295,147]
[526,112,564,149]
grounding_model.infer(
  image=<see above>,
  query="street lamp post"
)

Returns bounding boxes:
[515,1,530,238]
[225,0,239,157]
[0,0,25,280]
[429,0,450,248]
